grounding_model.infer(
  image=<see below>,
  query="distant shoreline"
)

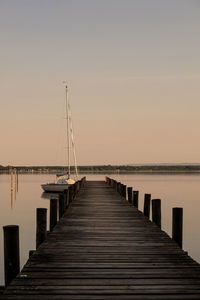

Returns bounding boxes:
[1,165,200,174]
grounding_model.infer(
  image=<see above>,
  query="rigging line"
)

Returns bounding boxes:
[68,104,79,180]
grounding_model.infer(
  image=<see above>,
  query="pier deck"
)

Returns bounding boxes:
[2,180,200,299]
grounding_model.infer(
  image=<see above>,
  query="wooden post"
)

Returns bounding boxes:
[3,225,20,286]
[69,186,73,203]
[114,181,118,191]
[36,208,47,248]
[72,184,75,199]
[117,182,121,194]
[127,187,133,203]
[172,207,183,248]
[77,181,80,192]
[144,194,151,218]
[152,199,161,228]
[29,250,35,258]
[74,182,78,197]
[121,184,124,198]
[123,185,127,199]
[63,189,69,208]
[133,191,139,208]
[50,198,57,231]
[10,170,13,191]
[59,194,65,219]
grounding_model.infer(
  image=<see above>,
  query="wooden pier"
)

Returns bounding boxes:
[2,180,200,299]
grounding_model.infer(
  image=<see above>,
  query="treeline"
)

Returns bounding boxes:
[1,164,200,173]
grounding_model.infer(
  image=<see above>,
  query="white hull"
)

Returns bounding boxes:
[41,183,69,192]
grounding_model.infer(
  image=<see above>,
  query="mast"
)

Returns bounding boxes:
[65,85,70,178]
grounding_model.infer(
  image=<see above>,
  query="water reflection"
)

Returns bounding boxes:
[10,189,13,209]
[10,169,19,208]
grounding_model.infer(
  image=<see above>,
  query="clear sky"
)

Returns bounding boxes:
[0,0,200,166]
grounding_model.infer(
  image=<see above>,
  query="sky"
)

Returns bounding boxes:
[0,0,200,166]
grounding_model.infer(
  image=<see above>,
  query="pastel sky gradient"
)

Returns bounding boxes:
[1,0,200,165]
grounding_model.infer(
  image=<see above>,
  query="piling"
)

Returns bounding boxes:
[117,182,121,194]
[172,207,183,248]
[29,250,35,258]
[36,208,47,248]
[69,186,73,203]
[63,189,69,208]
[50,199,57,231]
[59,194,65,219]
[144,193,151,218]
[152,199,161,228]
[122,184,127,199]
[127,187,133,204]
[10,170,13,191]
[3,225,20,286]
[133,191,139,208]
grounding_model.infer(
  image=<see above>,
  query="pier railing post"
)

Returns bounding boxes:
[3,225,20,286]
[144,194,151,218]
[122,184,126,199]
[69,186,73,203]
[50,198,57,231]
[172,207,183,248]
[63,189,69,208]
[59,194,65,219]
[152,199,161,228]
[117,182,120,193]
[36,208,47,248]
[127,187,133,204]
[133,191,139,208]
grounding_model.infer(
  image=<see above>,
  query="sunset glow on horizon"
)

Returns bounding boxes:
[1,0,200,166]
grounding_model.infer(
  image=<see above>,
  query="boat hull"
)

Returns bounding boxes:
[41,184,69,192]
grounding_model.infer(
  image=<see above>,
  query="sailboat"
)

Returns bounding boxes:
[41,85,78,192]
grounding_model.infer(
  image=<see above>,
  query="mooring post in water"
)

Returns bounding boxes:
[29,250,35,258]
[10,170,13,191]
[122,185,126,199]
[115,181,118,192]
[117,182,121,194]
[81,176,86,187]
[152,199,161,228]
[50,198,57,231]
[69,186,73,203]
[3,225,20,286]
[172,207,183,248]
[133,191,139,208]
[36,208,47,248]
[127,187,133,204]
[63,189,68,208]
[59,194,65,219]
[120,183,123,196]
[74,182,78,196]
[113,180,116,190]
[77,180,80,192]
[72,184,76,199]
[144,194,151,218]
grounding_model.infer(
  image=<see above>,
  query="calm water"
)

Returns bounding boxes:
[0,173,200,285]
